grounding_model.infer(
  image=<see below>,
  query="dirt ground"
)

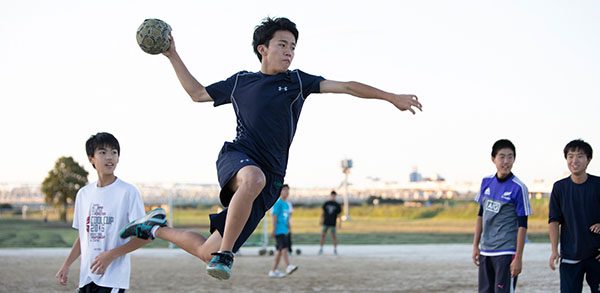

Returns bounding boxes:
[0,243,591,293]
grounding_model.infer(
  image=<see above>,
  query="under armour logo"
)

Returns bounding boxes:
[239,159,250,163]
[278,86,288,92]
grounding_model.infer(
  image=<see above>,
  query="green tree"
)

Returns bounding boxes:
[41,156,88,222]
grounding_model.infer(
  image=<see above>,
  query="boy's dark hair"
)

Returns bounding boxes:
[86,132,120,158]
[252,17,298,62]
[331,190,337,196]
[282,184,289,189]
[563,139,593,159]
[491,139,515,158]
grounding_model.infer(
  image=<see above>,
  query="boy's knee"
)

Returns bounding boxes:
[240,166,266,191]
[250,174,266,191]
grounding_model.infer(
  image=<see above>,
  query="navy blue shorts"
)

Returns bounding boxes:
[559,257,600,293]
[478,254,517,292]
[209,143,284,253]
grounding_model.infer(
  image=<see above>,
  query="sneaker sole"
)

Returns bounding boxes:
[119,208,167,238]
[268,275,286,278]
[287,266,298,275]
[206,267,231,280]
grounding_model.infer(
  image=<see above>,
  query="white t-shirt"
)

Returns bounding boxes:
[72,178,145,289]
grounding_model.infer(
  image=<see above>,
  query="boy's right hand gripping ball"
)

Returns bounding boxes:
[136,18,172,55]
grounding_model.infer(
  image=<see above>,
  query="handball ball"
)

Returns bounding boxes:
[136,18,172,55]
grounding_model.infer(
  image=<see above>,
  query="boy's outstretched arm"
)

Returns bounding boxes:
[163,36,213,103]
[89,238,151,275]
[319,80,422,114]
[56,237,81,286]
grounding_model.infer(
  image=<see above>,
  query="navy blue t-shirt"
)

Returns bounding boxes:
[206,70,325,176]
[548,174,600,261]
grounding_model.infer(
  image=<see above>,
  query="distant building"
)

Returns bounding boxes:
[409,167,446,183]
[409,167,423,182]
[433,174,445,182]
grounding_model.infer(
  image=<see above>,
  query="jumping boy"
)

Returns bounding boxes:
[549,139,600,292]
[472,139,531,292]
[120,17,422,280]
[319,190,342,255]
[269,184,297,278]
[56,132,152,292]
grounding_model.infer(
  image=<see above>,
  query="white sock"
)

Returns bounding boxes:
[151,226,160,238]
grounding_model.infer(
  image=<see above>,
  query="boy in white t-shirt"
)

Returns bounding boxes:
[55,132,163,292]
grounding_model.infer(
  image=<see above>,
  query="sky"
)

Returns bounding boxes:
[1,0,599,188]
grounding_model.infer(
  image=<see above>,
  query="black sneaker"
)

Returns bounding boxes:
[206,251,234,280]
[119,208,167,240]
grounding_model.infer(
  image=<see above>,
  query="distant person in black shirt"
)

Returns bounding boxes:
[319,191,342,255]
[549,139,600,293]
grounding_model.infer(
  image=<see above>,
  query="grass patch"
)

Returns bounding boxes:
[0,218,75,247]
[0,199,552,248]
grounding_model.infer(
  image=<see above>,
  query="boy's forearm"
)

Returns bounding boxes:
[473,216,482,247]
[515,227,527,260]
[62,237,81,268]
[166,52,211,102]
[549,221,560,253]
[320,79,420,114]
[107,238,151,259]
[337,81,390,101]
[272,215,277,234]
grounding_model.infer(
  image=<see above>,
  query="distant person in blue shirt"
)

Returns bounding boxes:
[120,16,422,280]
[268,184,297,278]
[472,139,531,292]
[549,139,600,293]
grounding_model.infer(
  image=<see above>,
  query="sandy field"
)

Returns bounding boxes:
[0,243,592,293]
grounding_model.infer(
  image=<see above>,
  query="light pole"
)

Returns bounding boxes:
[340,159,353,221]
